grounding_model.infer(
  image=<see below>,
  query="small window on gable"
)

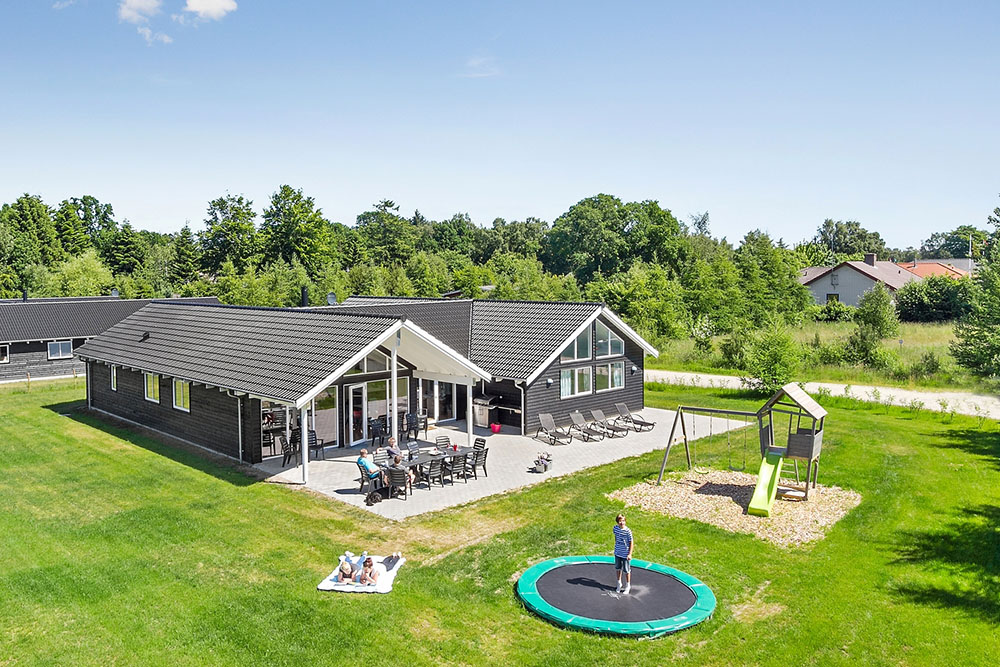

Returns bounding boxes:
[111,366,117,391]
[560,327,592,363]
[144,373,160,403]
[595,321,624,357]
[47,340,73,360]
[0,344,8,364]
[365,350,388,372]
[173,379,190,412]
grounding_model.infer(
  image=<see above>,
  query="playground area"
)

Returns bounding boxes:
[610,471,862,547]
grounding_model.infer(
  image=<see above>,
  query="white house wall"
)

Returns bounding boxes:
[807,268,882,307]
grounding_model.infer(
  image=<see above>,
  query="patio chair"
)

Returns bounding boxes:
[473,437,487,451]
[569,411,605,442]
[368,419,386,447]
[614,403,655,432]
[435,435,451,449]
[406,441,421,461]
[592,409,629,438]
[418,409,429,437]
[387,467,412,500]
[422,458,448,489]
[447,453,469,483]
[373,448,389,468]
[404,413,421,442]
[536,413,572,446]
[357,461,380,494]
[279,435,296,466]
[465,448,488,479]
[292,428,326,460]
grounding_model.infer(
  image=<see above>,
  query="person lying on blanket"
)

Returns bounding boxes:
[357,557,379,585]
[336,560,357,583]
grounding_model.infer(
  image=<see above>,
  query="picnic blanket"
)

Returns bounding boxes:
[317,553,406,594]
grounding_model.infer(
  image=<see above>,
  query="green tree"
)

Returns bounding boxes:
[170,224,199,285]
[895,275,973,322]
[952,207,1000,376]
[741,319,800,394]
[355,200,418,265]
[585,262,687,342]
[72,195,117,252]
[259,185,332,276]
[52,200,91,256]
[734,230,810,327]
[406,252,451,297]
[629,200,685,274]
[543,194,631,281]
[432,213,481,257]
[48,250,114,296]
[814,219,887,257]
[103,222,146,275]
[0,194,63,266]
[200,194,259,273]
[921,225,990,259]
[854,283,900,337]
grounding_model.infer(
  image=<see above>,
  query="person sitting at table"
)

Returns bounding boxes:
[357,448,381,484]
[357,557,379,585]
[386,437,404,459]
[382,454,415,488]
[336,559,357,583]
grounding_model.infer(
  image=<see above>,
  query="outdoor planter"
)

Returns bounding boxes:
[490,423,502,434]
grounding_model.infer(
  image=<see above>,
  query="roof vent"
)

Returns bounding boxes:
[140,332,150,342]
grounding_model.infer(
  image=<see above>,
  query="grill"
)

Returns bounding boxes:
[473,394,499,427]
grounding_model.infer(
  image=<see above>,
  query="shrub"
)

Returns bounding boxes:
[720,325,754,369]
[814,299,856,322]
[844,324,896,369]
[741,320,800,394]
[896,275,973,322]
[910,350,943,377]
[855,283,900,338]
[690,315,714,354]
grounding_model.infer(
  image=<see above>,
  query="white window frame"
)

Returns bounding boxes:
[172,379,190,412]
[595,321,625,358]
[595,361,625,393]
[47,339,73,360]
[144,373,160,403]
[110,366,117,391]
[560,328,592,363]
[560,366,593,399]
[0,344,8,364]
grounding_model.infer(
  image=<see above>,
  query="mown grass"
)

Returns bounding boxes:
[0,379,997,665]
[646,321,987,391]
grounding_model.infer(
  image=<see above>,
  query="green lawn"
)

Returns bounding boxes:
[1,380,997,665]
[647,321,986,391]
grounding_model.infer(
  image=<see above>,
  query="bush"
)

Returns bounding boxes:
[809,299,857,322]
[719,325,754,369]
[855,283,900,337]
[912,350,943,376]
[896,276,973,322]
[843,324,896,369]
[741,320,800,394]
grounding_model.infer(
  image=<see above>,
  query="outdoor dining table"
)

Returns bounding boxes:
[405,446,475,470]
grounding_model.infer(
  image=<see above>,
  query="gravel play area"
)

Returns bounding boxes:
[608,471,862,548]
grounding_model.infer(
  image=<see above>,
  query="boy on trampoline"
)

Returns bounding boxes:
[613,513,634,594]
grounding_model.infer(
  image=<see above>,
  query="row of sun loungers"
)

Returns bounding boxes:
[535,403,655,445]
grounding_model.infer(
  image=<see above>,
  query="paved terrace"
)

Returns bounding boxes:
[255,407,746,520]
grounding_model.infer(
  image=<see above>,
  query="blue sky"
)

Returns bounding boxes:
[1,1,997,247]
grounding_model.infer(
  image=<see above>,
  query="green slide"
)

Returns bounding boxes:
[748,452,783,517]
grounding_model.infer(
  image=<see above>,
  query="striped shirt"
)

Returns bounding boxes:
[613,525,633,558]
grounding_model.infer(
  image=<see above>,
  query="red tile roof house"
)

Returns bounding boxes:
[798,253,921,306]
[895,261,968,279]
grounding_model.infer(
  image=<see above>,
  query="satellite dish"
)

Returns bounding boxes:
[326,292,338,305]
[111,288,120,298]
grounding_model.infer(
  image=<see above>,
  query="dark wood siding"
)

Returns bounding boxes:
[0,339,87,381]
[88,361,258,461]
[524,316,645,432]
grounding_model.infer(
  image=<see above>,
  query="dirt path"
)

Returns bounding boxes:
[645,369,1000,420]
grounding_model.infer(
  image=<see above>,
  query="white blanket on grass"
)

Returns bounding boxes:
[317,554,405,594]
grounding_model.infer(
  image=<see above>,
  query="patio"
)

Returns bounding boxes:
[254,407,747,520]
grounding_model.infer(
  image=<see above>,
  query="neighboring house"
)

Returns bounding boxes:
[75,297,657,467]
[895,261,968,279]
[0,296,218,382]
[798,254,920,306]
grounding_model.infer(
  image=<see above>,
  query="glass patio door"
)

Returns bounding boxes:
[348,384,366,446]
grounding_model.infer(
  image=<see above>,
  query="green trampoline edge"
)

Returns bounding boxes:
[515,556,715,638]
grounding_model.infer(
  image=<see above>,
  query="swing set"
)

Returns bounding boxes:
[656,405,757,481]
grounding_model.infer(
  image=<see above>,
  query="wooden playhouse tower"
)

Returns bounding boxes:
[756,383,827,500]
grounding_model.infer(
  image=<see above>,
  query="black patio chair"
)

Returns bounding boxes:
[536,413,572,445]
[292,428,326,460]
[279,435,296,466]
[592,409,629,438]
[422,458,448,489]
[435,435,451,449]
[569,410,605,442]
[473,437,487,451]
[614,403,655,432]
[418,409,429,439]
[406,440,421,461]
[387,467,412,500]
[404,413,421,442]
[368,419,386,446]
[373,448,389,468]
[465,448,488,479]
[447,453,469,483]
[357,461,380,494]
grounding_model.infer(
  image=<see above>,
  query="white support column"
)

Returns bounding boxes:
[466,381,474,447]
[391,332,399,444]
[300,405,309,484]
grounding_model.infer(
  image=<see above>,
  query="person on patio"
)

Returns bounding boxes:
[357,449,381,484]
[386,437,404,460]
[383,454,415,487]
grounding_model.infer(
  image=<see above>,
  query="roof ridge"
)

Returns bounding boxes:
[151,300,403,320]
[349,294,603,307]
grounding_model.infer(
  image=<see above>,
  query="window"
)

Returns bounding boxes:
[595,321,625,357]
[595,361,625,392]
[47,340,73,360]
[0,344,8,364]
[560,327,592,362]
[560,366,592,398]
[110,366,117,391]
[826,294,839,303]
[172,379,190,412]
[144,373,160,403]
[345,350,389,375]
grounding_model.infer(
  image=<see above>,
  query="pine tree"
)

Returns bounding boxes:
[53,200,91,256]
[170,224,199,285]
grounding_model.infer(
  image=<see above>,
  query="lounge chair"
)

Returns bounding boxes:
[614,402,655,432]
[592,409,629,437]
[536,413,572,445]
[569,410,605,441]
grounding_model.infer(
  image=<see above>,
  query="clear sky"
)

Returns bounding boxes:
[1,1,997,247]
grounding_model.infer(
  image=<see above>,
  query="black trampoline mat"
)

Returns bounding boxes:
[534,562,697,623]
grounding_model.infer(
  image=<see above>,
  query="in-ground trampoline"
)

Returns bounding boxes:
[516,556,715,638]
